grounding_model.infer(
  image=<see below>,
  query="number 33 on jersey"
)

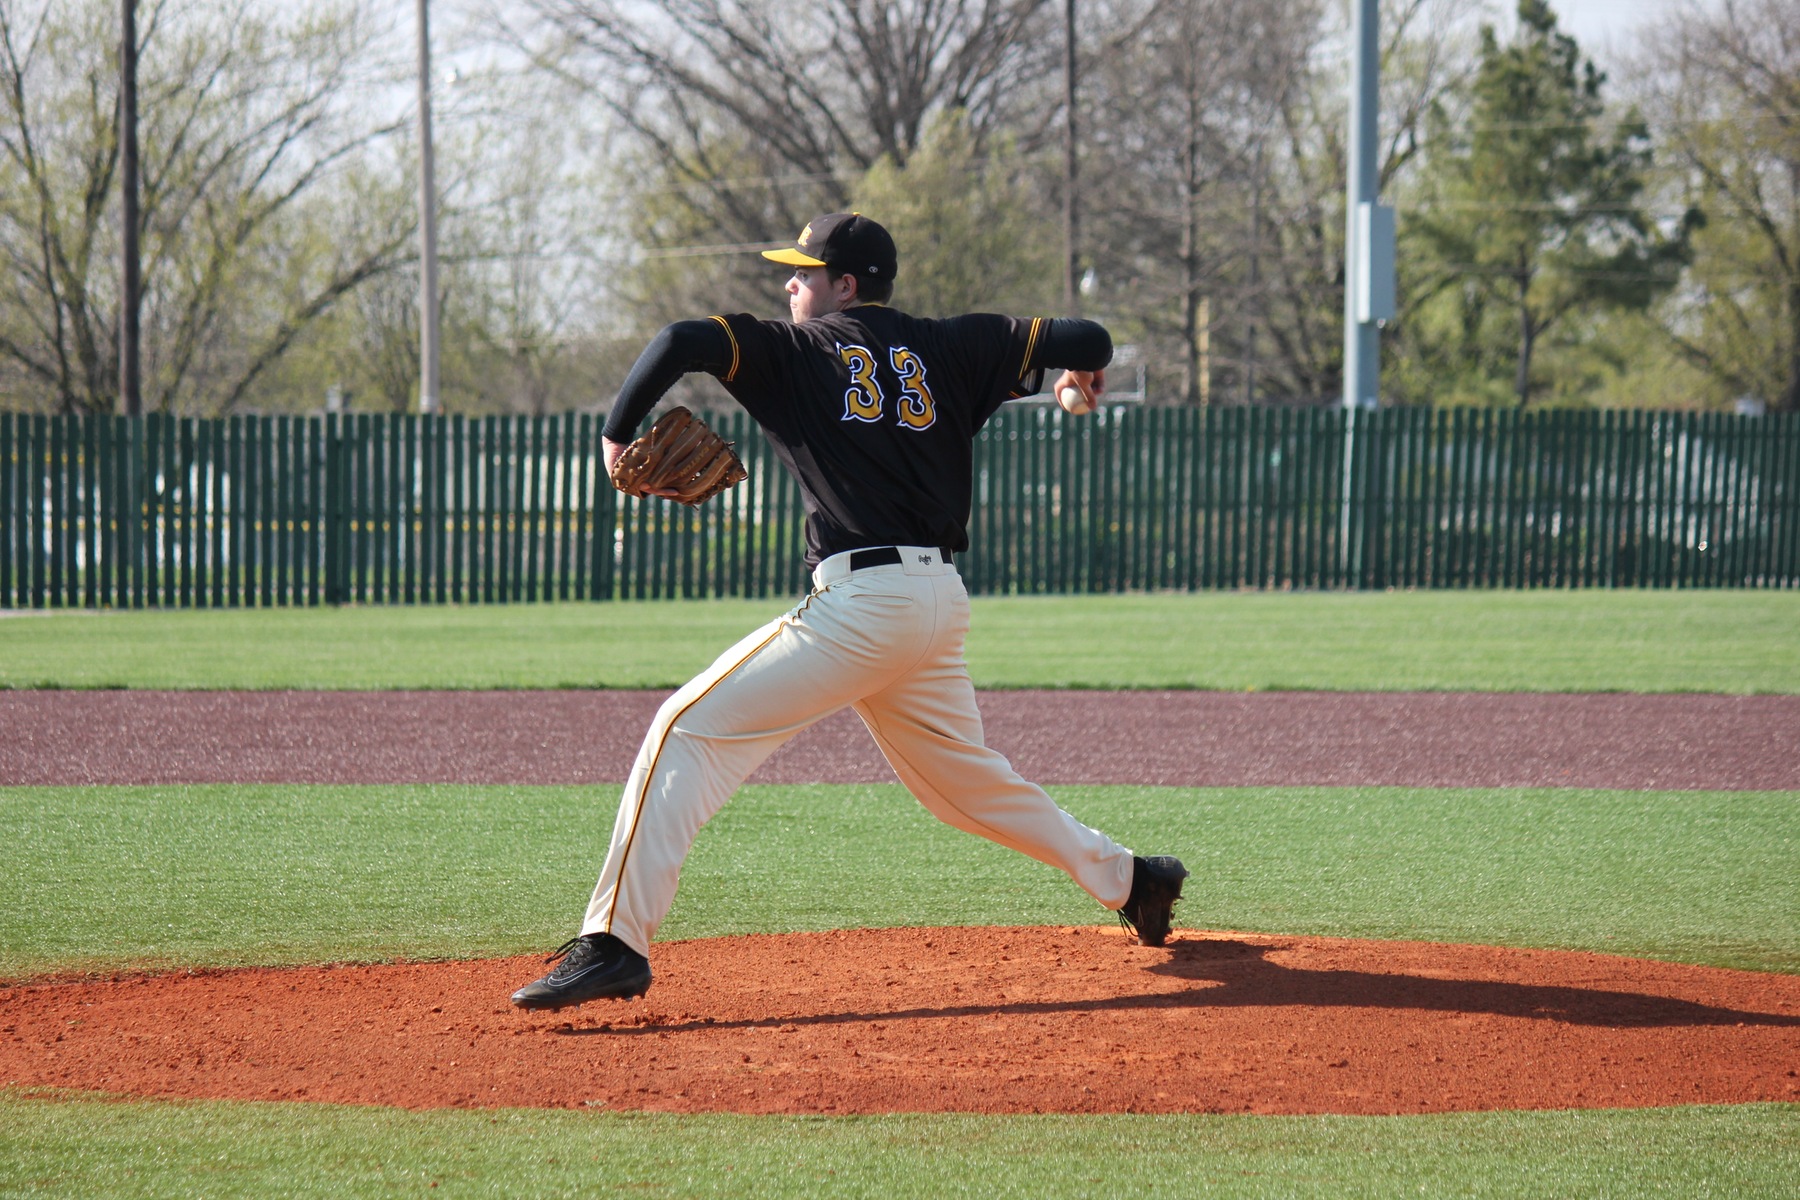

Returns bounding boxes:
[837,342,937,430]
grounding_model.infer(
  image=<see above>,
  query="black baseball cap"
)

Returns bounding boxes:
[761,212,897,281]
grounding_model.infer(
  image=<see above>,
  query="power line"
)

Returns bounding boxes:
[1422,261,1686,284]
[638,240,789,260]
[1407,113,1787,135]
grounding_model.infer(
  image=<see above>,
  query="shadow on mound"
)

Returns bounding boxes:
[562,933,1797,1039]
[1148,938,1800,1028]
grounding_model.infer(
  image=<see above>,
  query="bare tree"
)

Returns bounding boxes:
[0,0,414,414]
[501,0,1060,253]
[1072,0,1470,405]
[456,125,609,415]
[1082,0,1318,404]
[1637,0,1800,411]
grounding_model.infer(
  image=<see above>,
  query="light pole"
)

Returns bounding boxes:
[1339,0,1394,585]
[1063,0,1080,316]
[416,0,441,415]
[1340,0,1393,410]
[119,0,141,417]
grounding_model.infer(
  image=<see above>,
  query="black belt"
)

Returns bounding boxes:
[848,546,953,571]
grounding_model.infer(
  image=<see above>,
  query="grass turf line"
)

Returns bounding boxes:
[2,1093,1796,1199]
[2,590,1796,692]
[3,784,1794,978]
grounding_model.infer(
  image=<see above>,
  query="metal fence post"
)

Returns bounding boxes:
[325,417,350,605]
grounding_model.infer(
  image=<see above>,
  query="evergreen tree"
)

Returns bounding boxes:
[1409,0,1687,407]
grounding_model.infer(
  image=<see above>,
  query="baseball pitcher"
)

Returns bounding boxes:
[512,213,1187,1009]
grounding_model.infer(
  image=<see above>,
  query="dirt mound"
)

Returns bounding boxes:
[5,926,1796,1115]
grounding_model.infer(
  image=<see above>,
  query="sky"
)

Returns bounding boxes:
[1547,0,1708,56]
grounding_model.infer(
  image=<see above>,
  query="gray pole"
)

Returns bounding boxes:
[1063,0,1080,316]
[119,0,141,417]
[1341,0,1380,409]
[415,0,441,415]
[1244,138,1262,407]
[1339,0,1389,584]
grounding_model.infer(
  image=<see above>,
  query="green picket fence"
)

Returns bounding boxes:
[2,406,1795,607]
[961,405,1798,593]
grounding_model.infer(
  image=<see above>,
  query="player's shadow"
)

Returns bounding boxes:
[1140,937,1798,1028]
[562,938,1799,1037]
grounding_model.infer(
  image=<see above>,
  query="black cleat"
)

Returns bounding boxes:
[510,933,652,1010]
[1117,855,1188,947]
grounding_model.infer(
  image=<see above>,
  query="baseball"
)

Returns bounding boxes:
[1057,385,1094,416]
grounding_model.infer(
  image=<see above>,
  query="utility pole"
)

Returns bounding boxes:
[416,0,442,415]
[1063,0,1080,316]
[1339,0,1393,585]
[119,0,141,417]
[1340,0,1393,410]
[1244,138,1263,407]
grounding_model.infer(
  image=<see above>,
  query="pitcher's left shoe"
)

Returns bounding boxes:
[510,933,651,1009]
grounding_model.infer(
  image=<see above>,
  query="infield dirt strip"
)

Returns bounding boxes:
[3,689,1798,1115]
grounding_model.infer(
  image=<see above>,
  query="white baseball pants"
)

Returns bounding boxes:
[581,546,1137,956]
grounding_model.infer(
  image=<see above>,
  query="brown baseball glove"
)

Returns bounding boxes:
[609,406,748,507]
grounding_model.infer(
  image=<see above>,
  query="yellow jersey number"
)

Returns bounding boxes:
[837,343,883,423]
[889,346,937,430]
[835,342,937,431]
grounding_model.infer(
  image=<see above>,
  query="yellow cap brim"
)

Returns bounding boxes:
[760,247,828,267]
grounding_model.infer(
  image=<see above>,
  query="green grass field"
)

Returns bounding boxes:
[3,589,1797,691]
[4,592,1796,1195]
[3,783,1795,978]
[3,1097,1794,1199]
[5,779,1797,1196]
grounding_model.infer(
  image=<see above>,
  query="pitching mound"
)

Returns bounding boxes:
[6,926,1797,1115]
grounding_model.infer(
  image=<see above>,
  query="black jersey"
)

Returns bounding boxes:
[604,305,1111,569]
[710,306,1057,566]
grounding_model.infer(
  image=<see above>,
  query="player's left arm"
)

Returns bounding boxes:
[602,320,739,474]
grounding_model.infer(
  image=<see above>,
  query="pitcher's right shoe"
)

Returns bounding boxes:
[1117,855,1189,947]
[510,933,651,1010]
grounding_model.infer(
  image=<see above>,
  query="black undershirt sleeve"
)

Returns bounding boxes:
[601,319,738,442]
[1034,318,1113,373]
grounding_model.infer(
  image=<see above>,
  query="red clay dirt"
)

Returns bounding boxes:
[4,688,1798,1115]
[4,927,1797,1115]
